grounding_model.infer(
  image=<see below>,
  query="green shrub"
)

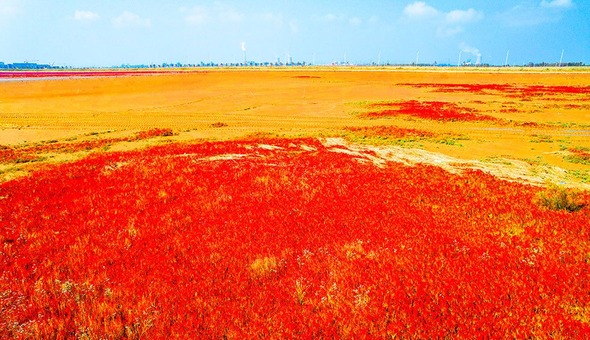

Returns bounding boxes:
[534,185,586,212]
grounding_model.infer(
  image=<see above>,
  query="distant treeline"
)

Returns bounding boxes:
[525,62,585,67]
[0,60,586,70]
[0,62,56,70]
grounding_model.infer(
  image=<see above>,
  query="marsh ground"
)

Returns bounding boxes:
[1,68,589,185]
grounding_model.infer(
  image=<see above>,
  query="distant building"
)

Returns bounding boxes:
[0,62,54,70]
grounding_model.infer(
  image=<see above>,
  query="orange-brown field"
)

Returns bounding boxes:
[1,68,589,186]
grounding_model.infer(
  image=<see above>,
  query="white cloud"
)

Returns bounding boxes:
[74,10,99,22]
[314,13,345,23]
[112,11,151,28]
[446,8,483,24]
[313,13,365,28]
[349,17,362,26]
[183,6,208,24]
[258,12,300,34]
[0,0,19,17]
[437,26,463,37]
[260,12,284,27]
[403,1,439,18]
[541,0,573,8]
[403,2,483,37]
[0,0,20,30]
[500,2,569,27]
[289,19,299,33]
[215,3,243,23]
[499,0,573,27]
[182,3,243,25]
[323,13,338,21]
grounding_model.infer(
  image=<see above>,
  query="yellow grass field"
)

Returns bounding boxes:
[1,68,589,186]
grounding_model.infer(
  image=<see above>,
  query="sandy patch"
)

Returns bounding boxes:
[323,138,589,189]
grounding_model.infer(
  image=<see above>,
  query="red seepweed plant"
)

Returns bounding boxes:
[1,137,589,338]
[363,100,498,122]
[0,128,174,165]
[344,125,436,138]
[401,83,590,97]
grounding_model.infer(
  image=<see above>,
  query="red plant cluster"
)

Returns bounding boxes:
[523,85,590,95]
[568,147,590,162]
[515,121,542,128]
[2,137,590,338]
[134,128,174,140]
[363,100,498,122]
[401,83,590,98]
[402,83,513,94]
[210,122,229,128]
[563,104,583,109]
[0,139,115,164]
[499,107,522,113]
[0,70,180,79]
[344,126,435,138]
[0,129,174,164]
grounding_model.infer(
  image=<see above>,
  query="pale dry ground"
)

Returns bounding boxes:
[324,138,590,190]
[1,68,589,186]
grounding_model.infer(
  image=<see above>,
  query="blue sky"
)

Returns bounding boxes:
[1,0,588,67]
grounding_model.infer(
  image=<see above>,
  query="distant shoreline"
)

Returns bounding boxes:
[1,66,590,80]
[0,70,183,79]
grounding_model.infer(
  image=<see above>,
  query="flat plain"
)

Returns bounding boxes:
[1,68,590,338]
[1,68,590,185]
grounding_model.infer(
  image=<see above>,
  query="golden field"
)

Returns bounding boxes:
[1,68,589,186]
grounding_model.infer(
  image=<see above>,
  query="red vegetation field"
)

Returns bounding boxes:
[567,147,590,164]
[343,126,436,138]
[363,100,498,122]
[2,137,590,338]
[0,129,173,164]
[0,70,178,79]
[401,83,590,98]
